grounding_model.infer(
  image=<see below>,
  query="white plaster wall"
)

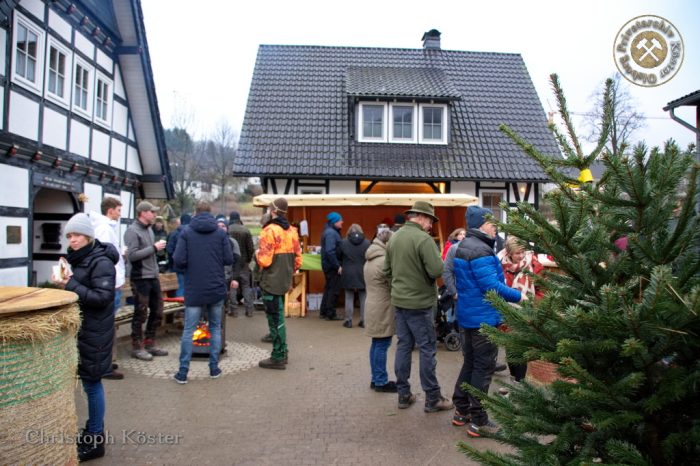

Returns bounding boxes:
[127,120,135,142]
[126,146,141,175]
[42,107,68,150]
[112,101,128,136]
[0,87,4,130]
[120,190,133,220]
[34,188,74,213]
[329,180,355,194]
[110,138,126,169]
[451,181,476,196]
[83,183,103,214]
[0,267,28,286]
[74,31,94,59]
[96,48,112,73]
[91,129,110,164]
[0,165,29,208]
[0,29,6,80]
[19,0,44,20]
[0,217,28,258]
[48,9,71,41]
[8,91,39,140]
[33,261,53,286]
[69,119,90,158]
[114,67,125,99]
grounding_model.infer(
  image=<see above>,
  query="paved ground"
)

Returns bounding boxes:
[77,308,513,465]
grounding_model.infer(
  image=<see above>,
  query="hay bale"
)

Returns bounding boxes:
[0,288,80,464]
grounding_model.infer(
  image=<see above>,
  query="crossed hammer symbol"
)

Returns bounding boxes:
[636,37,662,62]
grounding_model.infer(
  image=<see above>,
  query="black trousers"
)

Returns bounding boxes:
[319,269,341,318]
[130,278,163,347]
[453,328,498,425]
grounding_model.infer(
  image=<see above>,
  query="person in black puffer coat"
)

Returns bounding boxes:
[52,213,118,462]
[338,223,370,328]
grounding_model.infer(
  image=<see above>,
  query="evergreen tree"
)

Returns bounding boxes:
[459,74,700,465]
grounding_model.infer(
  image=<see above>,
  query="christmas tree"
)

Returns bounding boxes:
[459,74,700,465]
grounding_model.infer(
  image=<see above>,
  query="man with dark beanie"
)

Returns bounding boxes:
[167,213,191,297]
[442,205,525,437]
[256,197,302,369]
[319,211,344,320]
[228,210,255,317]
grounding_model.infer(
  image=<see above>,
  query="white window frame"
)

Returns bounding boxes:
[72,57,93,118]
[479,190,506,223]
[11,12,45,94]
[418,103,448,145]
[358,102,387,142]
[389,103,417,143]
[45,38,71,108]
[93,72,113,128]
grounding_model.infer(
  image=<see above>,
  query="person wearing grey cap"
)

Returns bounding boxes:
[124,201,169,361]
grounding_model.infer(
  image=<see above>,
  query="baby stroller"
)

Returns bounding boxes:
[436,285,461,351]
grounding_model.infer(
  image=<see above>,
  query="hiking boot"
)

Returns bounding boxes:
[342,320,352,329]
[398,393,417,409]
[467,420,500,438]
[258,357,286,370]
[451,410,471,426]
[173,370,188,384]
[374,381,398,393]
[261,334,273,343]
[131,349,153,361]
[425,395,454,413]
[103,370,124,380]
[210,367,222,379]
[77,431,105,462]
[145,345,169,357]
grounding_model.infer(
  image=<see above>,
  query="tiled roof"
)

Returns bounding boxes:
[346,67,460,99]
[663,89,700,110]
[235,44,560,181]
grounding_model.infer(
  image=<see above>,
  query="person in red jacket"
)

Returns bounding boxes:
[441,228,466,260]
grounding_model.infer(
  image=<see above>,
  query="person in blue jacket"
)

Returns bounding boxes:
[172,201,234,384]
[319,211,344,321]
[166,213,191,297]
[442,206,525,438]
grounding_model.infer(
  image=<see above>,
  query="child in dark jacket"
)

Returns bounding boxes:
[337,223,370,328]
[52,213,118,462]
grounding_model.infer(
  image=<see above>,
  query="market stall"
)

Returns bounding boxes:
[253,193,479,307]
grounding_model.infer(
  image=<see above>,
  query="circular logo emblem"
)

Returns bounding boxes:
[613,15,684,87]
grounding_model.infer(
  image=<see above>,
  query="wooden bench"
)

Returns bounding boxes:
[115,273,185,328]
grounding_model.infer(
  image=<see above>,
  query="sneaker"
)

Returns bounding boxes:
[145,346,169,357]
[173,371,188,384]
[258,357,286,370]
[467,420,500,438]
[77,432,105,461]
[131,349,153,361]
[424,395,454,413]
[373,381,398,393]
[261,334,273,343]
[210,367,222,379]
[452,410,471,426]
[342,320,352,329]
[103,370,124,380]
[398,393,417,409]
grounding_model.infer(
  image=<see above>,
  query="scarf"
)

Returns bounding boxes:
[498,249,537,296]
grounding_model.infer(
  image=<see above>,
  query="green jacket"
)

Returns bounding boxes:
[383,221,444,310]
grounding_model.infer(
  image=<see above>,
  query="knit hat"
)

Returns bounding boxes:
[65,213,95,238]
[180,213,191,225]
[229,210,241,225]
[467,206,492,229]
[216,217,228,227]
[270,197,288,214]
[327,211,342,224]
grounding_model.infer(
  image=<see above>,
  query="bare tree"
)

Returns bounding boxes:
[583,73,645,155]
[203,120,238,213]
[165,127,206,215]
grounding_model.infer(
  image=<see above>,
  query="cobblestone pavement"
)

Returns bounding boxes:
[78,308,513,465]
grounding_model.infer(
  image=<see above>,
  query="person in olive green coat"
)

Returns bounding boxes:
[384,201,453,413]
[364,225,396,393]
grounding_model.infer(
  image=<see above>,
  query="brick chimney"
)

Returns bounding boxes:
[422,29,441,50]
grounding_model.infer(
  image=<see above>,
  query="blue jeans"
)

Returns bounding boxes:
[81,379,105,433]
[369,336,392,386]
[453,327,498,425]
[175,273,185,297]
[178,300,223,372]
[394,308,441,402]
[113,289,122,315]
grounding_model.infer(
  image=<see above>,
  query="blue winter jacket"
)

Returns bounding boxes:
[445,229,521,329]
[321,222,342,272]
[172,212,234,306]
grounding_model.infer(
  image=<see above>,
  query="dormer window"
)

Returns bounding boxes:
[357,101,447,145]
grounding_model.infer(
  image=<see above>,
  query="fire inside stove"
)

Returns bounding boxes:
[192,321,211,347]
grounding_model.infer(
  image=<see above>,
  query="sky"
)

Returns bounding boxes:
[140,0,699,152]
